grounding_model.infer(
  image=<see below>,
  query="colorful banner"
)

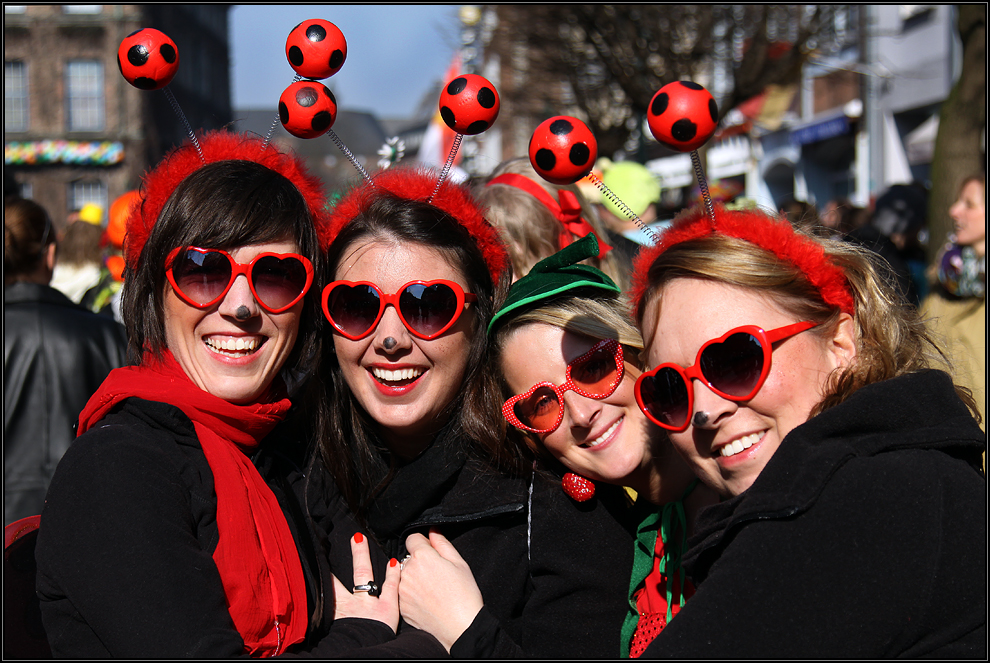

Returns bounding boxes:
[4,140,124,165]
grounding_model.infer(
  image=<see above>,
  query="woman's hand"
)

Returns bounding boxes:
[332,532,400,633]
[398,528,484,652]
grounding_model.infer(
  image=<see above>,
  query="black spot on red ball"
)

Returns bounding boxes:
[651,92,668,117]
[133,77,158,91]
[569,143,591,166]
[477,87,496,109]
[329,50,344,70]
[535,148,557,172]
[680,81,703,91]
[306,24,326,41]
[288,46,304,67]
[160,44,176,64]
[279,102,289,124]
[467,120,489,134]
[549,119,574,136]
[440,107,456,128]
[323,87,336,104]
[447,77,468,95]
[671,118,697,143]
[295,86,319,107]
[312,111,332,132]
[127,44,150,67]
[709,98,718,123]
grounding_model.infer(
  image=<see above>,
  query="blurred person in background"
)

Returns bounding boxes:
[477,156,634,289]
[922,173,986,427]
[49,203,105,306]
[596,160,665,249]
[4,196,127,525]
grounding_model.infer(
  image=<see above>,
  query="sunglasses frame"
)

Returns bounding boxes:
[322,279,478,341]
[635,321,818,432]
[503,338,625,434]
[165,246,314,314]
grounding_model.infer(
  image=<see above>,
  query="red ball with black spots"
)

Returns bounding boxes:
[528,116,598,185]
[279,80,337,139]
[117,28,179,91]
[647,81,718,152]
[439,74,499,135]
[285,19,347,80]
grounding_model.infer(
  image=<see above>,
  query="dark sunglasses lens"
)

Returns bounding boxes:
[514,386,561,431]
[398,283,458,336]
[171,250,231,305]
[570,346,619,396]
[251,255,308,310]
[640,367,690,428]
[328,284,381,337]
[700,332,765,397]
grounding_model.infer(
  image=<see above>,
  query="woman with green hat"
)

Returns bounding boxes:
[399,234,716,657]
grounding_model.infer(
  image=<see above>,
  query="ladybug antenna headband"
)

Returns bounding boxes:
[275,19,500,200]
[326,166,509,285]
[118,28,203,163]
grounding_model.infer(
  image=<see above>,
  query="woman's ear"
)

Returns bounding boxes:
[827,312,858,371]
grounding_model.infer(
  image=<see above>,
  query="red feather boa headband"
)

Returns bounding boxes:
[630,205,855,318]
[325,167,509,284]
[126,130,330,270]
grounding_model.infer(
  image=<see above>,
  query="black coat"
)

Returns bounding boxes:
[3,282,127,524]
[645,370,987,658]
[317,428,638,658]
[35,398,400,658]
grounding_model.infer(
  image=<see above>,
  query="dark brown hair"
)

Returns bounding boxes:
[4,197,54,282]
[121,159,323,375]
[317,192,513,517]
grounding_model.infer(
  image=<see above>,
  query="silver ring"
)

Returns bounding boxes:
[353,582,379,597]
[399,554,411,570]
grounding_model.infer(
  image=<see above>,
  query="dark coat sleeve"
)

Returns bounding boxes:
[644,449,987,658]
[36,410,245,658]
[450,480,635,658]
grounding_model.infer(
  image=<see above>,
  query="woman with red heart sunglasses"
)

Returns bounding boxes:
[35,132,402,657]
[629,204,985,658]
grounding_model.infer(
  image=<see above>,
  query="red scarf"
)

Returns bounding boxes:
[487,173,613,258]
[77,351,307,656]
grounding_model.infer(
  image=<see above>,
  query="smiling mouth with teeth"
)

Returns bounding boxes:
[205,337,262,356]
[718,432,763,458]
[580,417,622,448]
[371,367,424,385]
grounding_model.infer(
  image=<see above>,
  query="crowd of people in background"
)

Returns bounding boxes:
[3,129,985,658]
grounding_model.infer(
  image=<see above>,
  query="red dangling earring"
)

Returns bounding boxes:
[562,472,595,502]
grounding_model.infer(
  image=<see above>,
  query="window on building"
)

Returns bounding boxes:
[62,5,102,14]
[4,6,27,14]
[5,60,29,132]
[66,59,104,131]
[69,179,107,219]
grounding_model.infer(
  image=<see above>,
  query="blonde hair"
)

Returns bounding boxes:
[477,157,629,290]
[640,231,981,422]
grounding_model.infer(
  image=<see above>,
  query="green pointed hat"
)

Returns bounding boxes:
[488,233,620,335]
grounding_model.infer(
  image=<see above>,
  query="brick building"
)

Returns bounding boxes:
[4,4,231,232]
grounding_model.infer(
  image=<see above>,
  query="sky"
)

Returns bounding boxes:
[230,5,460,118]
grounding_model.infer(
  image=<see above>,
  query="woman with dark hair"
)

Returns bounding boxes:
[629,204,985,657]
[315,169,638,657]
[35,132,401,657]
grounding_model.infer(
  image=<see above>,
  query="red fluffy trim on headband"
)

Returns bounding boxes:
[325,167,509,283]
[126,130,330,270]
[630,205,855,317]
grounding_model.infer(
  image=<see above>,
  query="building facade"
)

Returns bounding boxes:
[4,4,231,231]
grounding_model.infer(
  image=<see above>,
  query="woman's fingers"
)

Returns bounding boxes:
[427,528,466,564]
[350,532,377,595]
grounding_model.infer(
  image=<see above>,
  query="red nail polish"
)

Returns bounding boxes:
[390,558,398,567]
[354,532,364,544]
